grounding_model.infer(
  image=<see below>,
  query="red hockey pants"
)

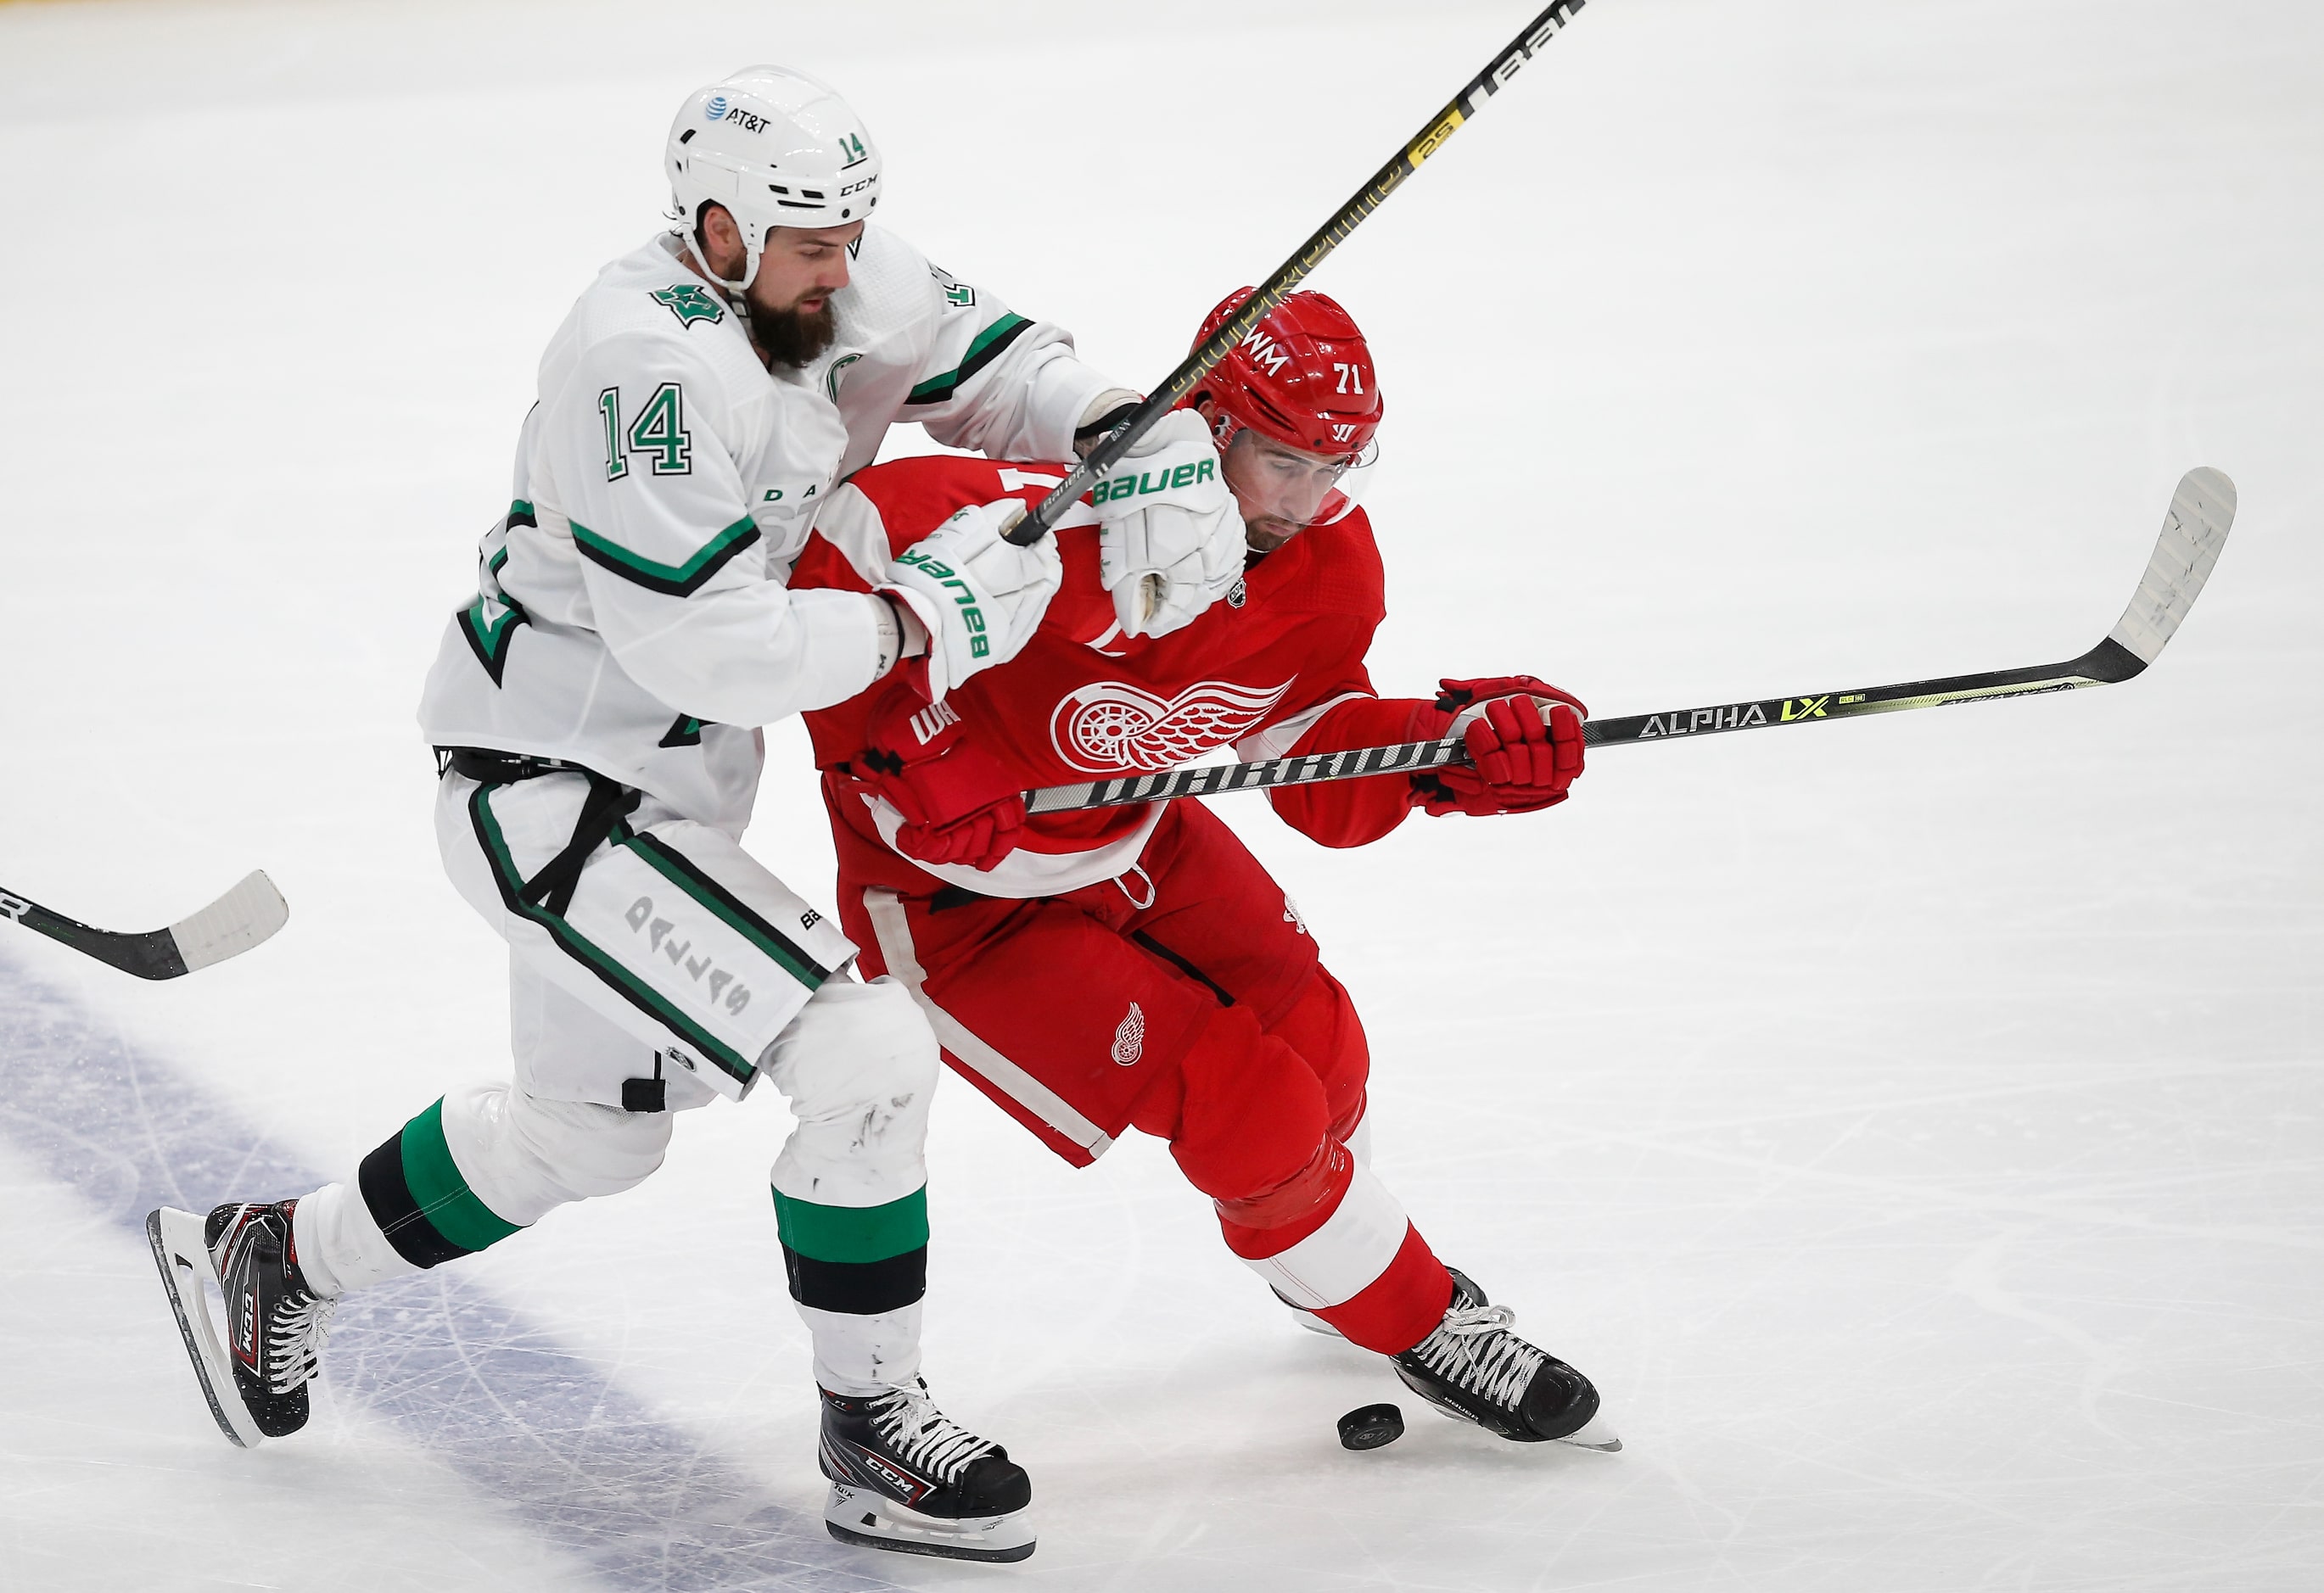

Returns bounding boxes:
[837,800,1453,1355]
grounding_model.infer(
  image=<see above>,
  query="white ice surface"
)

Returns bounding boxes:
[2,1,2320,1589]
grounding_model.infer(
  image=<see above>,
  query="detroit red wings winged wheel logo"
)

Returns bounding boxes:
[1050,679,1294,773]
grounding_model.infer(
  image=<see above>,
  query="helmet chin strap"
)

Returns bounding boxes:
[678,210,764,324]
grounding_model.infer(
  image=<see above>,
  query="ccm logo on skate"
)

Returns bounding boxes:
[624,897,753,1014]
[1050,677,1291,773]
[855,1450,929,1501]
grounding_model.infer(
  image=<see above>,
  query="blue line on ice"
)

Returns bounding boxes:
[0,951,905,1593]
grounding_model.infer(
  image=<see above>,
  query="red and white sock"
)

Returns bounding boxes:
[1225,1157,1451,1355]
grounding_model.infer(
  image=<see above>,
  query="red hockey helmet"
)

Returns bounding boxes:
[1181,288,1384,534]
[1183,287,1383,457]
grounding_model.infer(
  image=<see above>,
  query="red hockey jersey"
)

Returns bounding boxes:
[793,454,1447,897]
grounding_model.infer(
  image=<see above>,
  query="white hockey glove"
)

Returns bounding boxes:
[877,499,1062,699]
[1089,408,1246,640]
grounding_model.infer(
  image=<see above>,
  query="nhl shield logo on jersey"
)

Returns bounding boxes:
[1049,679,1293,773]
[1111,1003,1145,1067]
[650,283,726,327]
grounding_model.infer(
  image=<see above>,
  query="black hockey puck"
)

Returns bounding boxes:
[1338,1402,1404,1450]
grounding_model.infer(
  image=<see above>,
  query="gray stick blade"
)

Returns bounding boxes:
[2108,467,2236,667]
[166,870,289,972]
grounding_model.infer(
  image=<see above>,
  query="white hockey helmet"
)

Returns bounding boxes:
[665,65,882,293]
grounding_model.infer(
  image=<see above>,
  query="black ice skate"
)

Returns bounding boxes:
[1392,1272,1621,1450]
[818,1381,1034,1562]
[146,1201,336,1449]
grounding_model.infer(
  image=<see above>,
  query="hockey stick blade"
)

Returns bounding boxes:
[1585,466,2235,746]
[0,869,288,979]
[1024,468,2235,813]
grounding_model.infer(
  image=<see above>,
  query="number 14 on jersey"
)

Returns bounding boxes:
[598,383,693,479]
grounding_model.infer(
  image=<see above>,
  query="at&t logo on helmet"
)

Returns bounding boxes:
[666,66,888,249]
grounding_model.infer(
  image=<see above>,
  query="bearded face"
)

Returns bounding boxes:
[749,298,838,369]
[687,205,854,371]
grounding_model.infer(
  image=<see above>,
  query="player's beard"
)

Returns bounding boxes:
[753,299,838,369]
[1244,516,1302,556]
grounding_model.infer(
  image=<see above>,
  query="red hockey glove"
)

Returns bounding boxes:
[856,679,1027,871]
[1415,674,1589,818]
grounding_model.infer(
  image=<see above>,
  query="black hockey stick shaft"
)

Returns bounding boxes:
[1024,467,2236,813]
[0,872,288,980]
[1024,646,2134,813]
[1003,0,1590,546]
[1,887,192,978]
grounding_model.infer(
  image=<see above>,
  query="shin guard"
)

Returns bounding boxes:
[774,1185,931,1395]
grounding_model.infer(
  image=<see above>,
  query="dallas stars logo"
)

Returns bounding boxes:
[650,284,725,327]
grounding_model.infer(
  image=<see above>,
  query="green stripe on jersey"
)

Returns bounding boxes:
[906,313,1031,403]
[399,1098,523,1254]
[569,514,759,595]
[772,1186,929,1264]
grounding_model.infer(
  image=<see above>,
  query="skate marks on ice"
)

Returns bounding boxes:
[0,952,906,1593]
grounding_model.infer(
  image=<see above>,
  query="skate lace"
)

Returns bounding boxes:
[1411,1302,1544,1411]
[266,1292,337,1395]
[868,1385,997,1484]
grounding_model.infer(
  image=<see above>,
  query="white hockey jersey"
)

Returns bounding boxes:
[418,226,1117,833]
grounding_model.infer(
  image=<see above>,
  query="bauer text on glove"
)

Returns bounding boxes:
[877,498,1062,699]
[1088,407,1246,640]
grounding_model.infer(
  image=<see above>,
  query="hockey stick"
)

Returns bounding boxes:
[0,871,288,979]
[1004,0,1590,547]
[1025,467,2235,814]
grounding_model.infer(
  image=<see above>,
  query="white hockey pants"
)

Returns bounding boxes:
[292,771,941,1394]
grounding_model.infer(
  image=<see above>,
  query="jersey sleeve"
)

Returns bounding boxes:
[899,265,1117,462]
[1229,517,1442,848]
[547,332,888,728]
[1258,693,1452,848]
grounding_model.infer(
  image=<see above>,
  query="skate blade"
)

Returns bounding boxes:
[824,1481,1035,1563]
[1553,1410,1623,1452]
[145,1207,265,1450]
